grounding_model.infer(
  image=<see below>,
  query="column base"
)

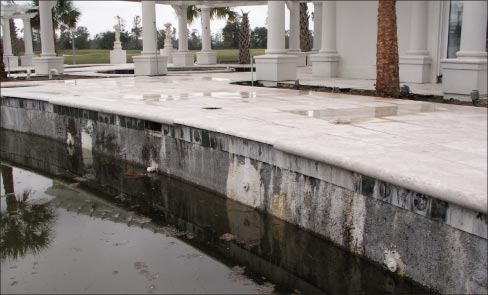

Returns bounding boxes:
[172,51,194,66]
[33,56,64,75]
[20,55,34,66]
[399,55,432,83]
[3,55,19,69]
[255,54,298,82]
[310,53,340,77]
[160,48,175,64]
[133,55,168,76]
[110,50,127,64]
[288,51,308,67]
[196,51,217,65]
[441,58,487,101]
[307,52,318,66]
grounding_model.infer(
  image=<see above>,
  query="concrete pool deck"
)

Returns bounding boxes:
[1,72,486,213]
[2,72,487,293]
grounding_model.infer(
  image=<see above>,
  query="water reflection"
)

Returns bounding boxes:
[0,129,429,294]
[290,103,439,123]
[1,166,56,261]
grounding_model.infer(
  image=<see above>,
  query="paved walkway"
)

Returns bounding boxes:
[1,72,486,213]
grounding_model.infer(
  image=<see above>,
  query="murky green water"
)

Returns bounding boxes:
[0,129,428,294]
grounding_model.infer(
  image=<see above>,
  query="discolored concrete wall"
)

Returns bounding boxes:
[1,96,487,294]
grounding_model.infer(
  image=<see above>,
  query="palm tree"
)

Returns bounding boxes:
[29,0,81,54]
[186,6,237,25]
[375,0,400,98]
[239,12,250,64]
[299,3,311,52]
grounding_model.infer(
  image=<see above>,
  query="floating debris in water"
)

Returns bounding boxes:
[158,225,186,237]
[27,198,52,206]
[220,233,236,241]
[228,266,251,285]
[133,216,151,224]
[73,176,88,182]
[255,282,276,294]
[68,182,80,188]
[146,167,157,173]
[122,171,146,179]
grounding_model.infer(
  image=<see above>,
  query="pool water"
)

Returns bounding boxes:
[0,129,428,294]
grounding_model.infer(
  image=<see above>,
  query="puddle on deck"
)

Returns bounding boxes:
[290,103,444,124]
[0,129,428,294]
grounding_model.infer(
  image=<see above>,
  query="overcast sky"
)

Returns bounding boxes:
[11,1,315,38]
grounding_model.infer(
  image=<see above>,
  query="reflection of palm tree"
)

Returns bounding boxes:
[1,166,55,261]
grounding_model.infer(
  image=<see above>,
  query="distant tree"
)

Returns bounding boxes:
[32,30,41,51]
[250,26,267,48]
[92,30,130,50]
[222,16,241,49]
[130,15,142,49]
[57,26,72,50]
[157,29,166,49]
[9,19,20,55]
[188,29,201,50]
[376,0,400,98]
[73,26,90,49]
[239,12,250,64]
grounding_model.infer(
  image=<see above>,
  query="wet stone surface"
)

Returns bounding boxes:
[0,130,429,294]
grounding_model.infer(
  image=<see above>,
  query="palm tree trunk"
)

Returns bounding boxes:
[375,0,400,98]
[239,12,250,64]
[299,3,311,52]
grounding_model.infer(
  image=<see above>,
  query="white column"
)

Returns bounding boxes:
[287,1,300,53]
[406,1,428,55]
[456,0,488,59]
[312,1,323,52]
[39,0,56,57]
[265,1,286,54]
[441,0,487,100]
[399,1,432,83]
[177,6,188,52]
[310,0,339,77]
[1,17,13,56]
[255,0,297,82]
[172,5,194,66]
[141,1,157,55]
[196,5,217,65]
[201,6,211,51]
[22,17,34,56]
[320,1,337,54]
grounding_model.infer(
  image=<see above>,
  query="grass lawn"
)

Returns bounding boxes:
[55,48,265,65]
